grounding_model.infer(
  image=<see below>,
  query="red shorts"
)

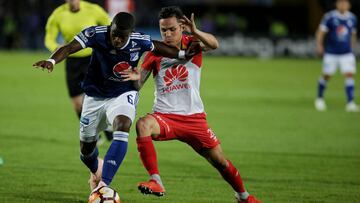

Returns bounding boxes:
[150,112,220,152]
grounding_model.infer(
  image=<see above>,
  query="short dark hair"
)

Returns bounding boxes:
[158,6,183,20]
[112,12,135,35]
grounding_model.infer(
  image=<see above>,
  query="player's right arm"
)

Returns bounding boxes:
[121,53,154,90]
[316,29,326,55]
[316,13,330,56]
[33,40,83,73]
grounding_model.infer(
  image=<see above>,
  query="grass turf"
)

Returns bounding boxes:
[0,51,359,203]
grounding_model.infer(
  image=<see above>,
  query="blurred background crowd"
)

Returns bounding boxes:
[0,0,359,57]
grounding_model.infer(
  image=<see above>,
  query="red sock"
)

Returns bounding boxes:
[136,136,159,175]
[219,160,246,193]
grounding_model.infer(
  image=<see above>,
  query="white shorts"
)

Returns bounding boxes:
[322,53,356,75]
[79,91,139,142]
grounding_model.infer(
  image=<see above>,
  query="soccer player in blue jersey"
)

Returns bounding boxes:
[315,0,359,112]
[33,12,196,191]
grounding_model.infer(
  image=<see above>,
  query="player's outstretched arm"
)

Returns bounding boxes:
[152,40,198,60]
[32,40,83,73]
[181,13,219,51]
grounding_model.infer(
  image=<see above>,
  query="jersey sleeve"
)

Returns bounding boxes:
[141,52,156,71]
[74,26,97,48]
[319,13,330,32]
[44,11,60,52]
[140,34,155,52]
[93,4,111,26]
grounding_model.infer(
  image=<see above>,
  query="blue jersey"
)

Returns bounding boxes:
[74,26,154,98]
[320,10,357,54]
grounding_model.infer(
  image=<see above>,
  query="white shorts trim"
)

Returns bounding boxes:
[322,53,356,75]
[79,91,139,142]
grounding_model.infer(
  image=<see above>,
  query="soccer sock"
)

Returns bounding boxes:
[80,147,99,174]
[345,78,355,103]
[151,174,164,188]
[136,136,159,176]
[219,160,248,199]
[101,131,129,185]
[317,76,327,98]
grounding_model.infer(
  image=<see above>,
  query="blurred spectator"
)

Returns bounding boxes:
[3,12,18,49]
[269,19,288,38]
[105,0,135,18]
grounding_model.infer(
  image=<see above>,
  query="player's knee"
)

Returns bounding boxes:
[136,116,152,136]
[323,74,331,81]
[113,115,132,132]
[344,72,354,78]
[80,141,97,155]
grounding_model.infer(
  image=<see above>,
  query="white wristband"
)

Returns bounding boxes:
[178,50,185,59]
[46,59,56,66]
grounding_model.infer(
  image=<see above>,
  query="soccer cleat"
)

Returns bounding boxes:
[89,158,104,191]
[138,179,165,196]
[346,101,359,112]
[315,98,327,111]
[235,194,261,203]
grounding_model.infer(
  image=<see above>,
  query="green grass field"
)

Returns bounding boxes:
[0,52,359,203]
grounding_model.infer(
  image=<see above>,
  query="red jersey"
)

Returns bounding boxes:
[141,35,204,115]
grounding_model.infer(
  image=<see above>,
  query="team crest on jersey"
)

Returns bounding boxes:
[130,52,139,61]
[132,41,137,48]
[112,61,131,78]
[336,25,349,41]
[84,27,96,37]
[163,64,189,86]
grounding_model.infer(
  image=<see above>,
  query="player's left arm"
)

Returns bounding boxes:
[351,16,357,51]
[180,13,219,51]
[152,40,198,59]
[352,31,357,51]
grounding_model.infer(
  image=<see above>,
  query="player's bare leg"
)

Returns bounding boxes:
[80,141,103,191]
[344,73,359,112]
[136,115,165,196]
[315,74,331,111]
[199,145,261,203]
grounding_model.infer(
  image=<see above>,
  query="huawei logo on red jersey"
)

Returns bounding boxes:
[164,64,189,86]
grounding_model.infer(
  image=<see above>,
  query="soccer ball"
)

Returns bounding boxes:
[88,186,120,203]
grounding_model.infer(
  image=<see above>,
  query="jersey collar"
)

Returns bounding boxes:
[334,10,351,20]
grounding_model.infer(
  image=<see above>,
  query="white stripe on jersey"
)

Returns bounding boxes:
[74,36,86,48]
[95,26,107,30]
[130,36,151,41]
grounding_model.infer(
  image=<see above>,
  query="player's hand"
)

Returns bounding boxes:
[185,41,202,59]
[316,45,324,56]
[180,13,198,34]
[120,68,140,81]
[32,60,54,73]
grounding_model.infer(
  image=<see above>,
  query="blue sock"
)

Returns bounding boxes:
[80,147,99,173]
[317,77,327,98]
[102,131,129,185]
[345,78,355,102]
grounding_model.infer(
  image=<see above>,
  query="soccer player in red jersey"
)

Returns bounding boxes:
[121,6,261,203]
